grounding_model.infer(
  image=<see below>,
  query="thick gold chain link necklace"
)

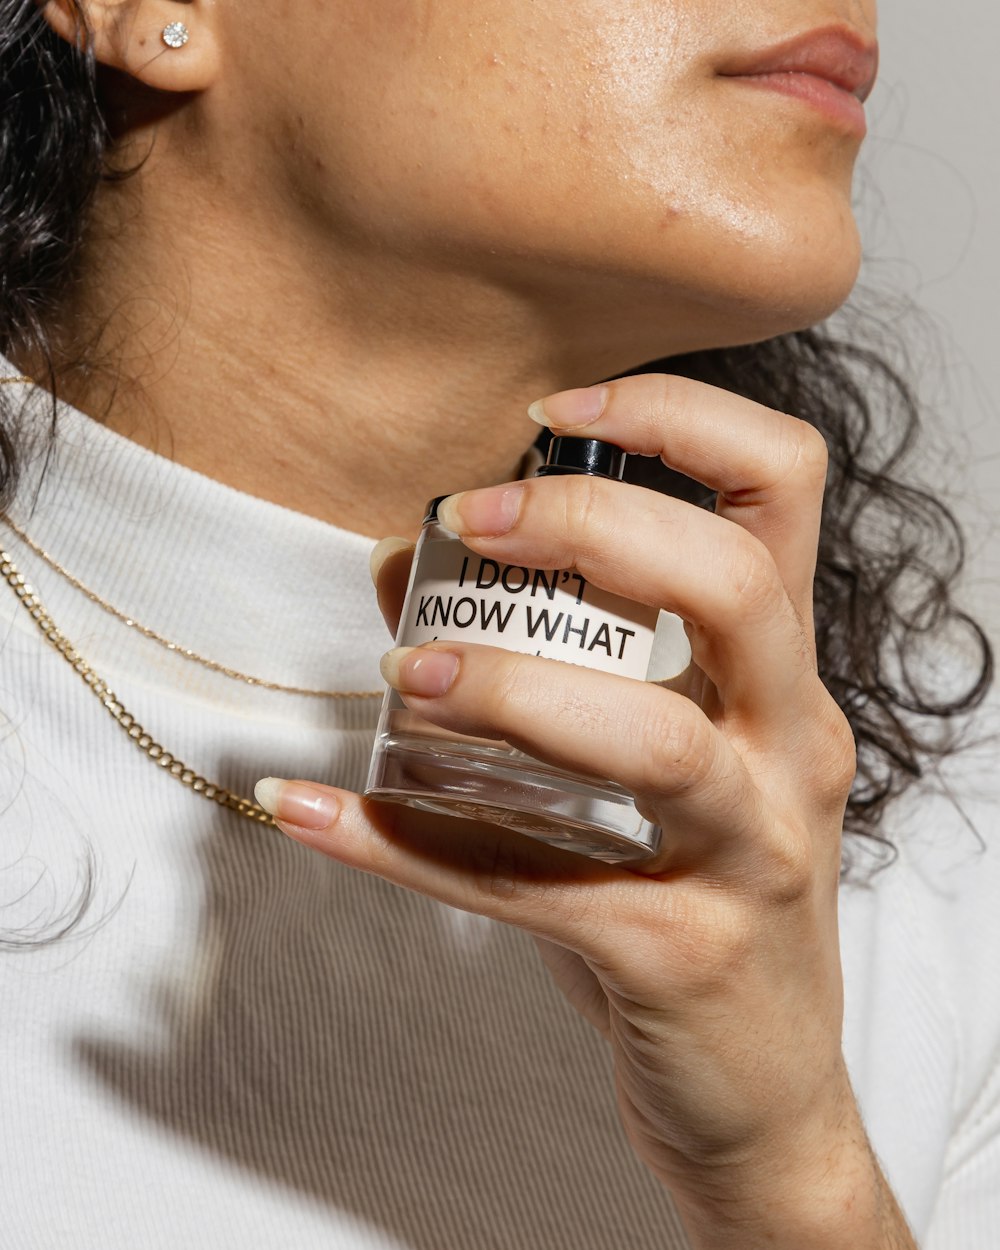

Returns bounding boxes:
[0,543,284,824]
[0,374,381,823]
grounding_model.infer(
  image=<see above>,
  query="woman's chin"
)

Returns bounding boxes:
[503,207,864,361]
[567,263,862,369]
[671,251,863,354]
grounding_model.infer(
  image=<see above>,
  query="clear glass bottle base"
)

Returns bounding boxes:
[365,729,660,864]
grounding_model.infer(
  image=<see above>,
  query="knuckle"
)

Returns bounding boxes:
[725,536,783,621]
[811,703,858,807]
[766,693,856,826]
[642,373,698,440]
[637,705,717,797]
[759,831,816,907]
[635,891,756,999]
[648,372,688,419]
[492,651,537,716]
[790,419,830,484]
[559,474,612,552]
[700,904,757,985]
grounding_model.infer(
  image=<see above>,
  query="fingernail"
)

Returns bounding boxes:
[527,384,608,430]
[437,483,523,536]
[369,536,413,585]
[380,646,460,696]
[254,777,341,830]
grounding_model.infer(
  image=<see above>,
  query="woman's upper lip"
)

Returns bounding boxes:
[719,26,879,102]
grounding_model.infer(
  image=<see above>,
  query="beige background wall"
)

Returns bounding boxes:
[855,4,998,634]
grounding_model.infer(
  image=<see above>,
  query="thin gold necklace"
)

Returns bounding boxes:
[1,370,378,699]
[0,544,284,825]
[0,374,381,822]
[1,516,381,700]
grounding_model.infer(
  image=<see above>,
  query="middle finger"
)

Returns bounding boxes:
[434,474,815,728]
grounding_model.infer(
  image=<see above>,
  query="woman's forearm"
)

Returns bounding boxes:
[669,1124,918,1250]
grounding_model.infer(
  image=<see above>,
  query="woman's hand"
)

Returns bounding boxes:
[255,375,916,1249]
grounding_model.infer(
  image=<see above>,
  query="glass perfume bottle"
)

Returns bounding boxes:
[365,437,681,863]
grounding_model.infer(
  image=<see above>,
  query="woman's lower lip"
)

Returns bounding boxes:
[727,71,868,137]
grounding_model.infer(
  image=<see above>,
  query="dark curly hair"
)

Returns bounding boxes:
[0,0,993,946]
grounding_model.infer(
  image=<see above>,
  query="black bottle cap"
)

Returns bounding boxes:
[423,494,449,526]
[533,436,626,481]
[422,437,627,525]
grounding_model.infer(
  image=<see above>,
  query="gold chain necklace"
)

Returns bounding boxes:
[1,371,379,699]
[1,517,381,699]
[0,545,283,825]
[0,373,381,823]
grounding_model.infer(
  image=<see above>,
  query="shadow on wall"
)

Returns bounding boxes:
[69,765,687,1250]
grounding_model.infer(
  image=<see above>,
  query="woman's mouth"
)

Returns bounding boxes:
[718,26,879,137]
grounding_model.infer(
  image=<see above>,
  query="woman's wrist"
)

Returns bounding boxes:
[664,1111,917,1250]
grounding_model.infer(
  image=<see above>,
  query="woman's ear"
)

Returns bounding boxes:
[39,0,220,93]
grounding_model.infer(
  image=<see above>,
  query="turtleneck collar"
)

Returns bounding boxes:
[0,360,391,706]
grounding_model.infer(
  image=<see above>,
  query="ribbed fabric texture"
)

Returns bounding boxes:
[1,367,998,1247]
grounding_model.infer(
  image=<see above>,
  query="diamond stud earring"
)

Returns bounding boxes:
[161,21,190,48]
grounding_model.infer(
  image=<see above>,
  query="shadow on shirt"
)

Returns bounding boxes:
[70,761,687,1249]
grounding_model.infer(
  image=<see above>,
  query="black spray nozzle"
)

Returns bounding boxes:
[533,436,626,481]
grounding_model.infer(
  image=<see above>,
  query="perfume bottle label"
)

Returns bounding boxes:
[397,538,659,681]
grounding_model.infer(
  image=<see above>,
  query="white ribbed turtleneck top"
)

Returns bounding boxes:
[1,365,998,1248]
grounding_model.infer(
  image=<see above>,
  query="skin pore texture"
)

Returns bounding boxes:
[29,2,926,1248]
[34,0,873,539]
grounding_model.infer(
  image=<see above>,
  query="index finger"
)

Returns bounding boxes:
[530,374,829,624]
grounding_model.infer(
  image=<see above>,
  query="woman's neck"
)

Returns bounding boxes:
[16,164,697,539]
[25,273,553,540]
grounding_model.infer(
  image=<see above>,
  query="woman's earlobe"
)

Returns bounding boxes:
[38,0,220,93]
